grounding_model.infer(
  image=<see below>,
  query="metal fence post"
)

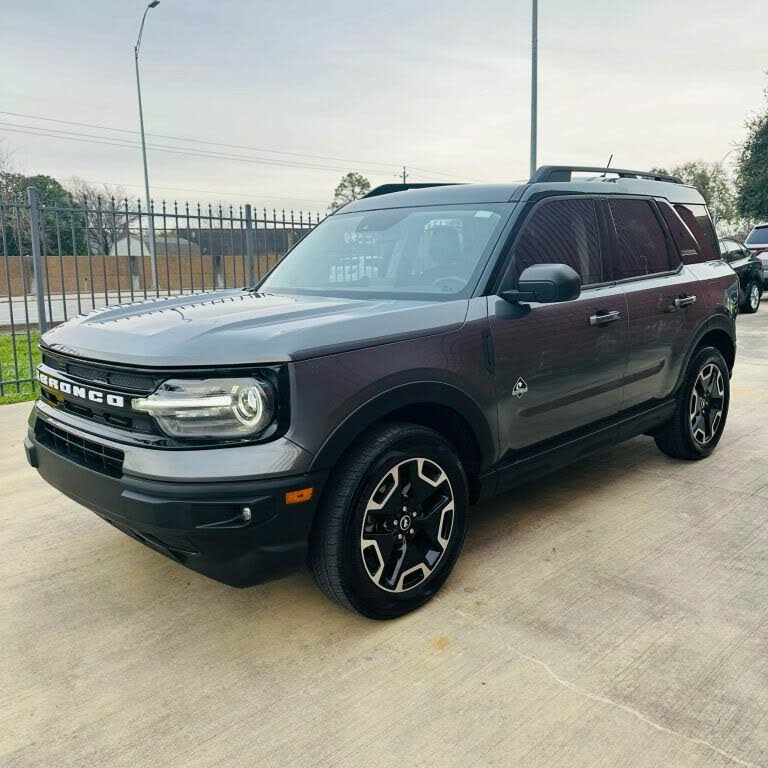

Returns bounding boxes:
[27,186,47,334]
[245,204,255,287]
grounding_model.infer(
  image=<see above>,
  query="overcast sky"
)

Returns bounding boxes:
[1,0,766,213]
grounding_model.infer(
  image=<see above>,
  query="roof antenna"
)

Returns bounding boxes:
[601,154,613,177]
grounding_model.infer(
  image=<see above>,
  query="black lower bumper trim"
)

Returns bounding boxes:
[26,433,327,587]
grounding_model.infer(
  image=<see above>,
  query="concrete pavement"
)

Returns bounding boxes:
[1,312,768,767]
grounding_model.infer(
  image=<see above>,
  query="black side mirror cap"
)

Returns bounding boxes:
[501,263,581,304]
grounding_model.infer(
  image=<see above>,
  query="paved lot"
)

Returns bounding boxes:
[2,311,768,768]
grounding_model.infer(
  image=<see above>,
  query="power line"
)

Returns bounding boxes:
[0,110,478,182]
[0,123,397,176]
[0,111,396,171]
[77,178,328,206]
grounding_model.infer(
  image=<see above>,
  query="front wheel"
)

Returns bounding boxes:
[742,281,761,314]
[654,346,730,460]
[309,423,468,619]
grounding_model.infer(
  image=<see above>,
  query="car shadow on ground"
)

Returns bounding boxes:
[77,435,664,639]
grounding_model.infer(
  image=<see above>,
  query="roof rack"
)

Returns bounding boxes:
[530,165,682,184]
[362,183,460,198]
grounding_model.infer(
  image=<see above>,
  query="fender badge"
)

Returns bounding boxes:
[513,377,528,398]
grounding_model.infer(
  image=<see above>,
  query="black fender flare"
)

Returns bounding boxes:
[308,381,496,474]
[674,314,736,394]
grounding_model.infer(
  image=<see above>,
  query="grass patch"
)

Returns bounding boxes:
[0,331,40,405]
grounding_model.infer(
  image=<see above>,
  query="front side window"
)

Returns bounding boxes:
[259,205,507,300]
[720,240,743,261]
[512,198,604,285]
[608,199,671,280]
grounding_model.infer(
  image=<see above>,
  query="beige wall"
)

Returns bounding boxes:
[1,253,283,297]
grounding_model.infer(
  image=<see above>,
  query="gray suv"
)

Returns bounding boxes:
[25,166,738,619]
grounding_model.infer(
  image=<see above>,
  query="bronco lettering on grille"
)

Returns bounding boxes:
[38,371,126,408]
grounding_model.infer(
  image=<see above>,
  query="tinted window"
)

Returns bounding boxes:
[674,203,717,261]
[512,198,603,285]
[260,205,506,300]
[658,200,697,265]
[719,240,740,261]
[608,199,671,280]
[746,225,768,246]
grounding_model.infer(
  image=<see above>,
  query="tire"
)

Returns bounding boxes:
[742,281,761,314]
[309,422,469,619]
[654,346,730,461]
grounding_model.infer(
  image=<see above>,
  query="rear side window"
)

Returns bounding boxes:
[746,225,768,246]
[658,200,699,264]
[674,203,717,261]
[512,198,604,285]
[607,199,671,280]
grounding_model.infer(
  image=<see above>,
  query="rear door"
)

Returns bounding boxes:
[609,197,707,410]
[489,196,629,458]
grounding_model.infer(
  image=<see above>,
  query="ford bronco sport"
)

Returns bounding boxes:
[25,166,738,619]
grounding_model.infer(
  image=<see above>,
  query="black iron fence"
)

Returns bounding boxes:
[0,187,322,396]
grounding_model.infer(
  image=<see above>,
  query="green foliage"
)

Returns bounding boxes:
[736,107,768,222]
[652,161,735,222]
[0,172,85,256]
[0,331,40,405]
[330,172,371,212]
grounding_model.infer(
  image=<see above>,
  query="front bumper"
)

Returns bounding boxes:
[25,408,327,587]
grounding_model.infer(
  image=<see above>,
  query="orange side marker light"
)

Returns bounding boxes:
[285,487,314,505]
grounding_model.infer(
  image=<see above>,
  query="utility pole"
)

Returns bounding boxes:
[135,0,160,291]
[530,0,538,179]
[402,166,408,184]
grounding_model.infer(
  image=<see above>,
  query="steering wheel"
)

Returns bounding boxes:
[431,275,465,291]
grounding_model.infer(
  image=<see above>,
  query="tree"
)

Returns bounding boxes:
[736,102,768,222]
[65,177,139,254]
[0,158,80,255]
[329,172,371,212]
[652,160,736,223]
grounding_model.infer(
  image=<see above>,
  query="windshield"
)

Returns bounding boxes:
[258,204,508,300]
[746,226,768,246]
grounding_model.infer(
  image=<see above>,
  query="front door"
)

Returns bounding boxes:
[489,196,628,459]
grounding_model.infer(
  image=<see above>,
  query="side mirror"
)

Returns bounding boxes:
[501,263,581,304]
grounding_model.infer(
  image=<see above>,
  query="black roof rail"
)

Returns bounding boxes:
[362,183,460,198]
[530,165,683,184]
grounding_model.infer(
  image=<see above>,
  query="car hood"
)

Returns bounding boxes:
[41,290,470,367]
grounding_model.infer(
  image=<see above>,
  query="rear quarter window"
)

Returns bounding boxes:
[673,203,718,262]
[658,201,698,264]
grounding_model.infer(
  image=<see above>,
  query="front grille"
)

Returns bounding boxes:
[39,350,161,435]
[38,421,125,477]
[42,352,159,393]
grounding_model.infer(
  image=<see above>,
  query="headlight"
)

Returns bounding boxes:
[133,377,275,439]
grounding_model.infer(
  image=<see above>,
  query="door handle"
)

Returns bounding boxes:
[589,310,621,327]
[674,294,697,309]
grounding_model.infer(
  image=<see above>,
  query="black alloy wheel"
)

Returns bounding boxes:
[309,422,468,619]
[360,457,455,593]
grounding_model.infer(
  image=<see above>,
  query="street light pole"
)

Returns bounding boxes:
[530,0,538,179]
[135,0,160,292]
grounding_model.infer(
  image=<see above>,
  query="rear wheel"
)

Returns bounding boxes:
[309,422,468,619]
[742,281,761,313]
[654,346,730,460]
